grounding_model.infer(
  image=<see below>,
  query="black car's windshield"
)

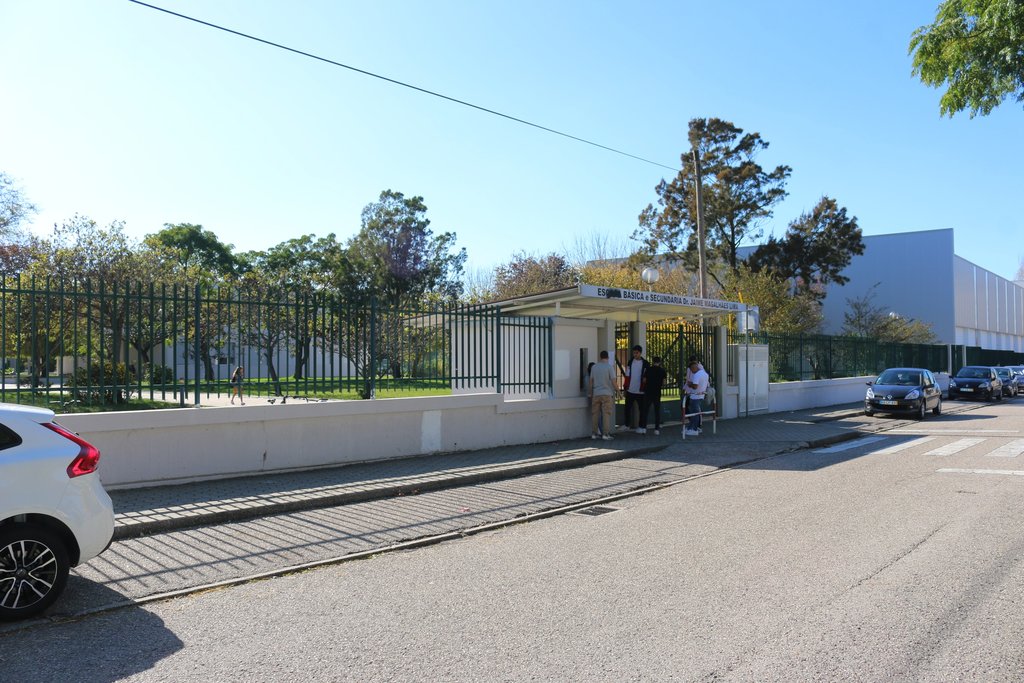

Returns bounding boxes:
[996,368,1011,379]
[877,370,921,386]
[956,367,987,379]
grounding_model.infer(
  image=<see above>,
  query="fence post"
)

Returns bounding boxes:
[495,306,502,394]
[367,296,377,399]
[193,283,201,406]
[828,336,833,379]
[546,315,554,397]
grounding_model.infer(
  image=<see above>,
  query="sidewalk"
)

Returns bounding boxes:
[107,403,885,540]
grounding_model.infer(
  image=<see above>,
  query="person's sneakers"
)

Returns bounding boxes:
[636,427,646,434]
[591,433,599,440]
[653,429,660,436]
[602,434,614,441]
[684,429,700,436]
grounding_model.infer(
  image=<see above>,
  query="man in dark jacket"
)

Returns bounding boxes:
[622,345,650,433]
[640,356,667,435]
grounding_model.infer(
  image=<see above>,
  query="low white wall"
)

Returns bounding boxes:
[58,394,590,490]
[767,376,872,413]
[56,376,886,491]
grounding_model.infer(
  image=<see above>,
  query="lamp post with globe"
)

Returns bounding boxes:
[641,267,660,291]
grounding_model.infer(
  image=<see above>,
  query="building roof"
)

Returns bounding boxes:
[485,284,751,323]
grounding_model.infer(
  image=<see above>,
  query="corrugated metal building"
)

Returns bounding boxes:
[813,228,1024,352]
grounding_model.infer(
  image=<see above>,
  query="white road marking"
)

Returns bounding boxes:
[937,468,1024,477]
[985,438,1024,458]
[873,436,936,454]
[813,436,887,453]
[925,438,986,456]
[889,429,1019,435]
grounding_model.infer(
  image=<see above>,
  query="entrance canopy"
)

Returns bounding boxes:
[492,284,753,323]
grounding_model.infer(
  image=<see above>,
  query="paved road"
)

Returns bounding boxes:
[0,400,987,629]
[4,400,1024,680]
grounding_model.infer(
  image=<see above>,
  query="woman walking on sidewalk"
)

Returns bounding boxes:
[230,366,245,405]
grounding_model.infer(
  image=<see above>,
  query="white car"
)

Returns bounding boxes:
[0,403,114,620]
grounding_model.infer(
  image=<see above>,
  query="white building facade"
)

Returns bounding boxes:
[814,229,1024,352]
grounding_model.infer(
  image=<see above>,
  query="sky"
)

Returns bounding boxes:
[2,0,1022,283]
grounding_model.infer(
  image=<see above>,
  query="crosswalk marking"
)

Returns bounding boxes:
[924,438,986,456]
[813,436,887,453]
[874,436,936,454]
[938,468,1024,477]
[890,428,1019,435]
[985,438,1024,458]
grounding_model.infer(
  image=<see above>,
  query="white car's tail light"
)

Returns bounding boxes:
[43,423,101,477]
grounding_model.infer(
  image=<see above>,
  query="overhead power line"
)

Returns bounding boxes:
[126,0,679,173]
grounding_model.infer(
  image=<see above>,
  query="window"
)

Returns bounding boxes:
[0,424,23,451]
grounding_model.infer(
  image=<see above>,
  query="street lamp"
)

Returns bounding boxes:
[641,267,660,290]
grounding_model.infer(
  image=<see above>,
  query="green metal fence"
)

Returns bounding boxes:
[0,276,552,408]
[734,332,1022,382]
[644,322,718,398]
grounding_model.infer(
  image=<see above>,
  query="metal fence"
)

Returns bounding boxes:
[644,322,718,398]
[736,332,1024,382]
[0,277,552,408]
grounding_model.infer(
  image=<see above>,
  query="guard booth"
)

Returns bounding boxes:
[478,283,761,425]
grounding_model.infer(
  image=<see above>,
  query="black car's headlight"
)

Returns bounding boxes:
[906,389,921,400]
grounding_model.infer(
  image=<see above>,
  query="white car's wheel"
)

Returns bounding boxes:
[0,524,70,621]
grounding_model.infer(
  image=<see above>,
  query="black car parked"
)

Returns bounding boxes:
[994,367,1021,397]
[948,366,1003,401]
[865,367,942,419]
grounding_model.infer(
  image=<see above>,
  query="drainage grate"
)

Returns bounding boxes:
[570,505,620,516]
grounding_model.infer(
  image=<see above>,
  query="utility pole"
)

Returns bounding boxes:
[692,147,708,299]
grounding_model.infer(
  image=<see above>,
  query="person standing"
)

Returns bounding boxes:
[683,357,708,436]
[588,351,616,441]
[230,366,245,405]
[640,356,667,435]
[623,345,650,433]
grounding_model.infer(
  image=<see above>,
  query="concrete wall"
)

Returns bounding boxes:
[58,373,914,491]
[58,393,589,490]
[767,376,873,413]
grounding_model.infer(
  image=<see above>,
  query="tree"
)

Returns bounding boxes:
[746,196,864,300]
[1016,256,1024,281]
[145,223,238,281]
[721,264,823,335]
[258,234,345,380]
[24,216,167,389]
[634,118,791,281]
[841,285,938,343]
[0,172,40,274]
[340,190,466,305]
[489,252,577,300]
[909,0,1024,117]
[0,172,36,239]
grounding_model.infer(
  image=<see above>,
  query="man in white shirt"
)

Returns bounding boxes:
[683,357,709,436]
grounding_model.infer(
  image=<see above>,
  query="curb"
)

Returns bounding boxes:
[112,442,672,540]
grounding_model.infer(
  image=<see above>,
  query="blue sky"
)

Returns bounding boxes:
[3,1,1022,281]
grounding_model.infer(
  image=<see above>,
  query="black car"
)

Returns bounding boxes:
[948,366,1003,401]
[865,367,942,419]
[994,367,1021,397]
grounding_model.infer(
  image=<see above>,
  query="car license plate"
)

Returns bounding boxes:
[960,387,973,392]
[879,400,898,406]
